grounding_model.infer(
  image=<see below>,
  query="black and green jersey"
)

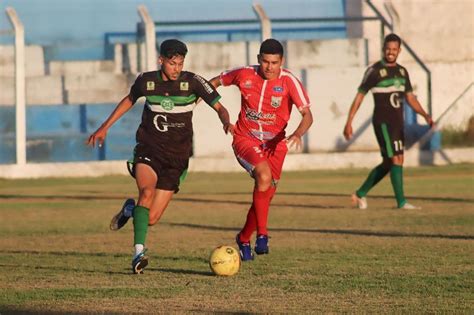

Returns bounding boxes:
[129,70,221,158]
[358,60,412,125]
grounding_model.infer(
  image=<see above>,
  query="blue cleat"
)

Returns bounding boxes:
[132,249,148,274]
[255,234,269,255]
[110,198,135,231]
[236,234,254,261]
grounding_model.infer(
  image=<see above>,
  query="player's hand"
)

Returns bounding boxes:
[286,133,302,151]
[425,115,434,128]
[223,123,235,135]
[87,128,107,147]
[343,123,353,140]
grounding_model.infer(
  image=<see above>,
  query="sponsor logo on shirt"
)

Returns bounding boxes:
[271,96,282,108]
[153,114,185,132]
[147,81,155,91]
[379,69,387,77]
[273,86,283,92]
[180,82,189,91]
[161,98,175,111]
[245,109,276,125]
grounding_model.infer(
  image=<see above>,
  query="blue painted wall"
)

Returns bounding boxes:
[0,104,143,164]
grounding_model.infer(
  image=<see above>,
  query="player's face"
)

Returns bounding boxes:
[383,41,401,65]
[159,55,185,81]
[258,53,284,80]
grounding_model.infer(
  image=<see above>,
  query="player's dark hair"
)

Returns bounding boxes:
[259,38,284,56]
[383,33,401,47]
[159,39,188,58]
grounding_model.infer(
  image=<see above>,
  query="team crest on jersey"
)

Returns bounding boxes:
[146,81,155,91]
[273,86,283,92]
[379,69,387,77]
[161,98,174,111]
[399,68,405,76]
[180,82,189,91]
[271,96,282,108]
[243,79,252,88]
[394,79,401,88]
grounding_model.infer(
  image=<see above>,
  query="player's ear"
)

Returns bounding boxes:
[257,54,262,64]
[158,56,164,66]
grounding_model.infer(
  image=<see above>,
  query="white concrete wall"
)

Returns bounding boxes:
[49,60,115,76]
[0,75,62,105]
[0,45,45,77]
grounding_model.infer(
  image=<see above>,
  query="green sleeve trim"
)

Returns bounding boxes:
[358,88,368,95]
[209,95,222,107]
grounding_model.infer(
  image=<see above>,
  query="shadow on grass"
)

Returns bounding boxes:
[1,193,472,204]
[167,222,474,240]
[148,267,214,276]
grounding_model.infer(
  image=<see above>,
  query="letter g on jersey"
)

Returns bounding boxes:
[153,114,169,132]
[390,92,401,108]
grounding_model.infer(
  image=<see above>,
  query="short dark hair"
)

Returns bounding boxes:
[384,33,401,47]
[259,38,284,56]
[159,39,188,58]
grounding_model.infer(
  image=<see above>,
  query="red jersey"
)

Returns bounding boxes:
[220,65,310,143]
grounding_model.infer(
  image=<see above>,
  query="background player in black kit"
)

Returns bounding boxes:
[87,39,233,274]
[343,33,433,210]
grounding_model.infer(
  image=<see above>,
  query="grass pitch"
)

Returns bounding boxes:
[0,164,473,313]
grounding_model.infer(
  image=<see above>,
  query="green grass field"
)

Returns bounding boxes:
[0,164,473,313]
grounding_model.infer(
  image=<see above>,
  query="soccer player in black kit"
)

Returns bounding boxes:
[88,39,233,274]
[343,33,433,210]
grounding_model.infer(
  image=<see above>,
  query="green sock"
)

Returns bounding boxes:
[390,165,406,208]
[133,206,149,246]
[356,164,390,198]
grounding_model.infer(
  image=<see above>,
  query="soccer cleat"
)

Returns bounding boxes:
[351,193,367,209]
[132,249,148,274]
[235,234,254,261]
[110,198,135,231]
[255,234,269,255]
[399,202,421,210]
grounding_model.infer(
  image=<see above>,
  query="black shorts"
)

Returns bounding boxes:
[373,122,404,158]
[127,143,188,192]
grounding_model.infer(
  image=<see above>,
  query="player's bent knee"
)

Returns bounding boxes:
[139,187,155,204]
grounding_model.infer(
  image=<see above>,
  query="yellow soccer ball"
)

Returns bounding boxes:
[209,245,241,276]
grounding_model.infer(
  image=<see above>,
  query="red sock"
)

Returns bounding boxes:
[239,204,256,243]
[253,186,274,236]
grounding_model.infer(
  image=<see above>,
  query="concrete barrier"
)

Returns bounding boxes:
[0,148,472,179]
[0,45,45,77]
[49,60,115,76]
[0,75,62,105]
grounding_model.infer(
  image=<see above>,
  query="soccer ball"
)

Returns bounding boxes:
[209,245,241,276]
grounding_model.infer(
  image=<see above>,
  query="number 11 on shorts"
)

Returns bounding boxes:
[394,140,403,152]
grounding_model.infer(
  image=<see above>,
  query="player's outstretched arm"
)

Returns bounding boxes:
[212,102,234,135]
[87,95,134,147]
[209,76,222,89]
[343,92,365,140]
[286,107,313,151]
[406,92,434,127]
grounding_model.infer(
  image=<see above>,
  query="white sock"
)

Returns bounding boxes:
[134,244,144,257]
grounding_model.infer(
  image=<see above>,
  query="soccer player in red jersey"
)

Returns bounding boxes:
[210,39,313,261]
